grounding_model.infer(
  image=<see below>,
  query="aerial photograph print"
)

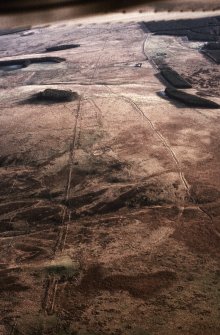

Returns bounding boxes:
[0,1,220,334]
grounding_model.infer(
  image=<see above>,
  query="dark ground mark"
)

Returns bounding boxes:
[45,44,80,52]
[27,88,79,104]
[0,57,65,71]
[0,269,29,292]
[160,68,192,89]
[141,16,220,41]
[203,42,220,50]
[64,180,180,219]
[14,205,63,226]
[172,207,220,255]
[202,49,220,64]
[201,42,220,64]
[78,265,177,299]
[165,87,220,108]
[0,26,31,36]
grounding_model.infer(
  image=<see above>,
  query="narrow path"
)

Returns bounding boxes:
[142,32,214,223]
[43,35,109,315]
[43,99,81,314]
[105,84,189,194]
[90,98,104,128]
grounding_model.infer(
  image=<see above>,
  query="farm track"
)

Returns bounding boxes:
[142,34,215,224]
[43,36,110,315]
[104,83,189,197]
[43,99,82,315]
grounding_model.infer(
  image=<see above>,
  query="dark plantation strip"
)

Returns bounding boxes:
[165,88,220,108]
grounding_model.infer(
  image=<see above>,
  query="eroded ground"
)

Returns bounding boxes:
[0,11,220,335]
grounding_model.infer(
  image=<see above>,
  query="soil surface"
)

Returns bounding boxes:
[0,9,220,335]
